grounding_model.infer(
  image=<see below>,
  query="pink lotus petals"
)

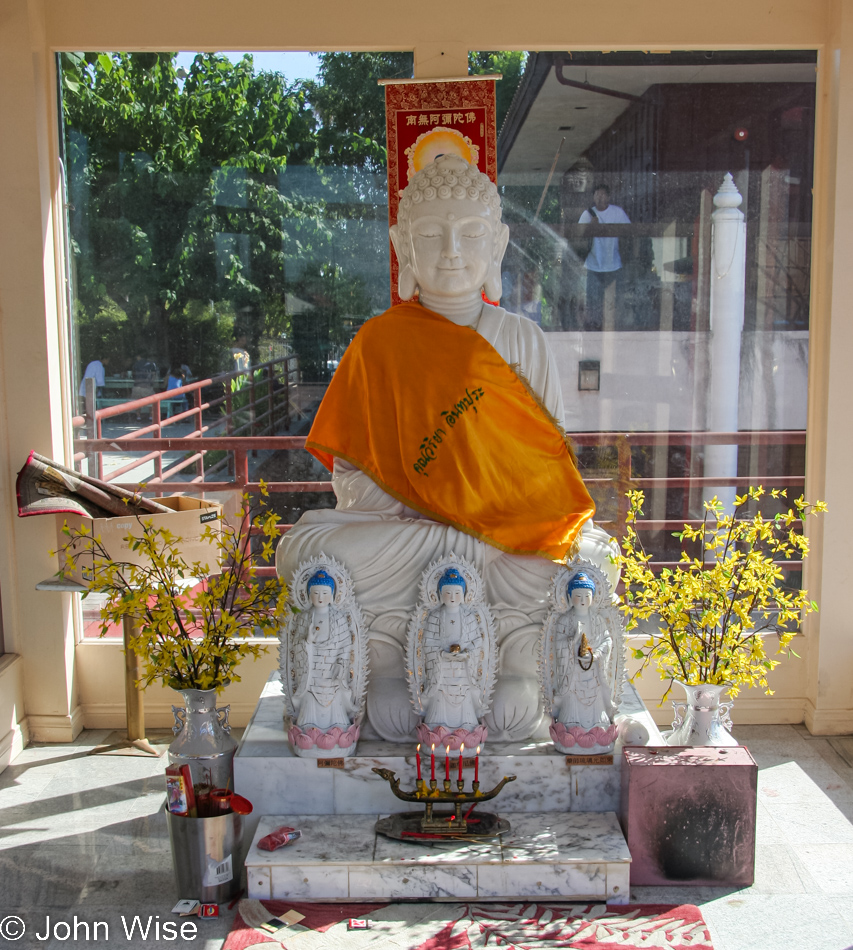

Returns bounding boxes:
[316,728,342,750]
[288,723,361,751]
[549,720,618,749]
[338,726,358,748]
[415,722,488,752]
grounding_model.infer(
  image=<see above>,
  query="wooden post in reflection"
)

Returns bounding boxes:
[615,434,633,539]
[123,614,145,741]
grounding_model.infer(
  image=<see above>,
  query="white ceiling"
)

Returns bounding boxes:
[500,61,816,186]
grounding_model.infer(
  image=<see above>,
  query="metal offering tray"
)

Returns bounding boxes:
[372,766,516,836]
[376,810,510,842]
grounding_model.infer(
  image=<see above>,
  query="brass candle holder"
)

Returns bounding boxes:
[372,766,516,834]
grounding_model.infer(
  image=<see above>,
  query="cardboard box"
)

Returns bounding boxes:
[56,495,223,584]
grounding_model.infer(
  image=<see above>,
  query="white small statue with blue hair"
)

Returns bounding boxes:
[407,555,496,751]
[540,561,625,755]
[280,555,368,758]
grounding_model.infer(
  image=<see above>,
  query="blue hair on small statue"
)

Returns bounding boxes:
[567,571,596,596]
[307,569,336,595]
[437,567,467,595]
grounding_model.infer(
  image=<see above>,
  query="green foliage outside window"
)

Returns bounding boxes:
[60,51,527,385]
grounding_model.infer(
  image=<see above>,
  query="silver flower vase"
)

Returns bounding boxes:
[662,682,738,747]
[169,688,238,789]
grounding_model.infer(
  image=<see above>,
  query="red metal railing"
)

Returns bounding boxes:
[72,427,806,636]
[72,356,299,488]
[70,328,807,585]
[570,429,806,534]
[72,429,806,538]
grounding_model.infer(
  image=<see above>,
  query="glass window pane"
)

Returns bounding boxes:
[60,48,816,635]
[61,49,411,439]
[59,50,412,636]
[488,49,815,572]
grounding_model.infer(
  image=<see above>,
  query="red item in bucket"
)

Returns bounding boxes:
[210,788,232,815]
[229,793,253,815]
[194,783,212,818]
[257,826,302,851]
[165,765,196,817]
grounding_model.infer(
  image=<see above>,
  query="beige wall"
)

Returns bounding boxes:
[74,637,812,732]
[0,0,80,750]
[1,0,851,759]
[804,0,853,735]
[0,656,29,769]
[75,642,280,730]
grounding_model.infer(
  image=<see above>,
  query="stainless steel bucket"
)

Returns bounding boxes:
[165,806,245,903]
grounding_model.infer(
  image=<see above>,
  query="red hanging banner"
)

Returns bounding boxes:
[384,79,498,306]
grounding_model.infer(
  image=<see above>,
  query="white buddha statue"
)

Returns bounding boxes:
[540,563,625,755]
[291,572,356,730]
[276,154,616,743]
[421,571,483,730]
[406,558,497,749]
[280,558,368,758]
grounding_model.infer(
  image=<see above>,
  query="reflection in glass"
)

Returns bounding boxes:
[59,49,816,635]
[491,50,815,575]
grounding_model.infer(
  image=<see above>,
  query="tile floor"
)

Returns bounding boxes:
[0,724,851,949]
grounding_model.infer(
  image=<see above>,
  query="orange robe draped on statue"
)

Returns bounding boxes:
[306,303,595,561]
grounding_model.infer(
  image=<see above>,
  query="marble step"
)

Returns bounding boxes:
[245,811,631,904]
[234,675,663,825]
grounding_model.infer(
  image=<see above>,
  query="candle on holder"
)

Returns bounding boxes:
[445,746,450,781]
[458,743,465,781]
[430,744,436,782]
[475,745,480,783]
[416,743,422,782]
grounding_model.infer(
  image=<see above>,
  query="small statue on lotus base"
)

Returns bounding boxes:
[540,561,626,755]
[280,554,368,758]
[407,555,496,752]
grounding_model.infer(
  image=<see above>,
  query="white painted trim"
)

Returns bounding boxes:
[80,702,265,731]
[0,653,22,676]
[726,697,806,725]
[24,705,84,743]
[0,654,27,773]
[646,696,806,728]
[0,720,28,775]
[803,697,853,736]
[377,74,501,86]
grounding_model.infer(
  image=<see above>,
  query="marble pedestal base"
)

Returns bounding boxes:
[234,674,663,835]
[245,812,630,904]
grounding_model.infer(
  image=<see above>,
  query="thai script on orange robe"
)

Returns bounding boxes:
[306,303,595,560]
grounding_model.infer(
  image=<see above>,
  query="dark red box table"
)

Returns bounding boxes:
[620,745,757,886]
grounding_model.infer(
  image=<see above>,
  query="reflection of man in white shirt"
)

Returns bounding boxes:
[578,184,630,330]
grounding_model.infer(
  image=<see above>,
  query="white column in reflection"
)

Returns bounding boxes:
[704,173,746,514]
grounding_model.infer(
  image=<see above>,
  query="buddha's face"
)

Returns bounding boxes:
[406,197,498,298]
[570,588,593,610]
[564,167,593,194]
[440,584,465,607]
[309,584,332,608]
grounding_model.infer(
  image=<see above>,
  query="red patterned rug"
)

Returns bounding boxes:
[223,899,714,949]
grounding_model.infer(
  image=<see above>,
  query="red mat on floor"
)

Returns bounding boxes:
[223,899,714,949]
